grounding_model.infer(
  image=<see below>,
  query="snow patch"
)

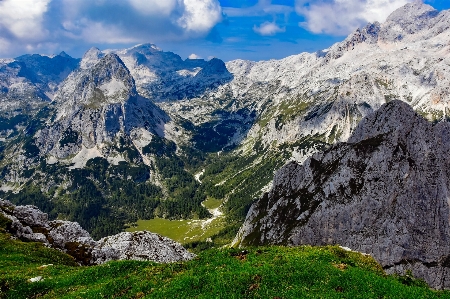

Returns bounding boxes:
[194,169,205,183]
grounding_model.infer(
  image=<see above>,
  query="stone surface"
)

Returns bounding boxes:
[93,231,195,264]
[236,101,450,289]
[0,199,194,265]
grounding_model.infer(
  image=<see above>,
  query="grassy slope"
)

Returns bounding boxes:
[126,216,225,244]
[1,229,450,299]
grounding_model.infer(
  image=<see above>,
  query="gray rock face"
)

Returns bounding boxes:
[35,53,169,159]
[0,200,194,265]
[236,101,450,289]
[93,231,195,264]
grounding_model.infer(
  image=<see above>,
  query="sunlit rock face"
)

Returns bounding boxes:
[35,53,169,160]
[236,101,450,289]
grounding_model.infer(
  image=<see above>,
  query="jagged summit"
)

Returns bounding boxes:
[58,51,71,58]
[235,100,450,289]
[77,43,233,101]
[80,47,105,69]
[385,1,437,24]
[35,53,168,160]
[56,53,136,110]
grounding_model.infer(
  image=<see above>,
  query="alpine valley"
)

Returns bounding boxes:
[1,1,450,290]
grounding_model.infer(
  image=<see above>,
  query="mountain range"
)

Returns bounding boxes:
[0,3,449,287]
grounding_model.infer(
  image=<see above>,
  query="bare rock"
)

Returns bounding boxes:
[93,231,195,264]
[0,199,194,265]
[236,101,450,289]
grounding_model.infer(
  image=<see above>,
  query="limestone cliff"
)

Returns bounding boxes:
[236,100,450,289]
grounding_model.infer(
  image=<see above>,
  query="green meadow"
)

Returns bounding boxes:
[2,229,450,299]
[126,198,225,244]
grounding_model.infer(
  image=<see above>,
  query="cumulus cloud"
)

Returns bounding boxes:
[188,53,202,59]
[0,0,223,57]
[128,0,177,16]
[178,0,223,33]
[253,22,286,36]
[0,0,50,40]
[296,0,414,35]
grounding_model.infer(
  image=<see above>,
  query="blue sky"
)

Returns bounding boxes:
[0,0,449,62]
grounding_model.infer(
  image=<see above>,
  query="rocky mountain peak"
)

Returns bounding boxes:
[196,58,231,77]
[235,100,450,289]
[56,53,136,109]
[348,100,418,143]
[58,51,71,58]
[36,51,168,160]
[80,47,104,69]
[386,1,437,24]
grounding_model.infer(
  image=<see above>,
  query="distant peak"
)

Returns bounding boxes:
[102,53,125,64]
[80,47,105,69]
[129,43,161,52]
[58,51,71,58]
[386,1,436,23]
[84,47,102,55]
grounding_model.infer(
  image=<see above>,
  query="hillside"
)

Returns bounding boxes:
[1,227,449,298]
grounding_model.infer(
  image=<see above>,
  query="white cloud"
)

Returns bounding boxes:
[295,0,414,35]
[188,53,202,59]
[129,0,177,16]
[0,0,50,40]
[224,0,293,17]
[178,0,223,33]
[0,0,224,57]
[253,22,286,36]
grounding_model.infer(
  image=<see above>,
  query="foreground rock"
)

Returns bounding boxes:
[0,200,194,265]
[235,100,450,289]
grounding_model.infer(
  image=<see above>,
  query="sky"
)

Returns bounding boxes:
[0,0,449,62]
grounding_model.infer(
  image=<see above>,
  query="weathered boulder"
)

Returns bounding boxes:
[0,199,194,265]
[235,100,450,289]
[92,231,195,264]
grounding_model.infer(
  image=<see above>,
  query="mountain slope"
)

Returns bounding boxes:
[159,2,450,234]
[35,53,168,162]
[2,223,449,299]
[235,100,450,289]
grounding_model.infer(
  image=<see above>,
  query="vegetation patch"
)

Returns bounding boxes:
[1,231,448,299]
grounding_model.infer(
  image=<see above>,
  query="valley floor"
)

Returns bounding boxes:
[126,198,225,244]
[1,230,450,299]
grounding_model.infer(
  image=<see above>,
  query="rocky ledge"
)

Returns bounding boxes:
[0,199,195,265]
[235,100,450,289]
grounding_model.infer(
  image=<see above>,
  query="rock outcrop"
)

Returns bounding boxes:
[235,100,450,289]
[0,199,194,265]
